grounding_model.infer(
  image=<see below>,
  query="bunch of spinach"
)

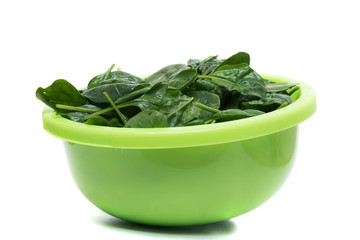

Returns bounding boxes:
[36,52,299,128]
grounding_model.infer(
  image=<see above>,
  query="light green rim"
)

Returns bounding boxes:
[42,74,316,149]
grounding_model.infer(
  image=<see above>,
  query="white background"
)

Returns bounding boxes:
[1,0,359,239]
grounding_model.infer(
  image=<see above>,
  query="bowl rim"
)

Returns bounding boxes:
[42,74,316,149]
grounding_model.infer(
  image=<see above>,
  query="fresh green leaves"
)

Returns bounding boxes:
[36,79,86,111]
[36,52,299,128]
[87,64,115,89]
[265,82,298,92]
[214,51,250,71]
[243,93,292,112]
[86,116,123,127]
[166,69,197,92]
[145,64,189,84]
[188,55,222,75]
[198,63,267,98]
[209,109,264,122]
[82,82,142,103]
[87,65,144,89]
[182,91,220,123]
[125,110,168,128]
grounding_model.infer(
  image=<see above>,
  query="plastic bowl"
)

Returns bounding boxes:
[42,74,316,226]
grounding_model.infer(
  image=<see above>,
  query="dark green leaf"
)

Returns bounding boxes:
[200,63,267,98]
[188,55,223,75]
[100,72,144,85]
[184,79,223,99]
[81,83,162,121]
[119,84,193,116]
[243,93,292,112]
[221,91,256,110]
[88,67,144,89]
[113,82,157,105]
[82,83,140,103]
[80,104,103,111]
[86,116,123,127]
[214,51,250,71]
[58,111,89,122]
[183,91,220,121]
[125,110,168,128]
[36,79,86,111]
[119,84,168,110]
[244,93,292,106]
[87,64,114,89]
[209,109,264,122]
[166,69,197,92]
[266,82,298,92]
[187,59,200,69]
[166,91,220,127]
[183,119,206,126]
[145,64,189,84]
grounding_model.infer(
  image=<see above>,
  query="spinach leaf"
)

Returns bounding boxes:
[187,59,200,69]
[244,93,292,106]
[266,82,298,92]
[243,93,292,112]
[166,69,198,92]
[145,64,189,84]
[88,65,144,89]
[87,64,115,89]
[81,82,162,121]
[60,110,123,127]
[118,84,194,117]
[118,84,168,110]
[198,63,267,98]
[182,91,220,122]
[86,116,123,127]
[183,119,206,126]
[214,51,250,71]
[114,84,194,127]
[188,55,223,75]
[36,79,87,112]
[168,91,221,126]
[208,109,264,122]
[113,82,158,105]
[58,111,90,122]
[82,82,141,103]
[184,79,223,100]
[99,72,144,85]
[125,110,168,128]
[221,91,255,110]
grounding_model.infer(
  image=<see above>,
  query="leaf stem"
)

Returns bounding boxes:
[103,92,127,124]
[82,85,154,121]
[287,85,300,95]
[55,104,98,113]
[82,99,140,121]
[197,75,216,80]
[193,102,221,114]
[104,64,115,80]
[204,119,216,124]
[114,85,152,104]
[277,102,288,109]
[167,97,194,118]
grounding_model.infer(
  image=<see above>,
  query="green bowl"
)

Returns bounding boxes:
[42,74,316,226]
